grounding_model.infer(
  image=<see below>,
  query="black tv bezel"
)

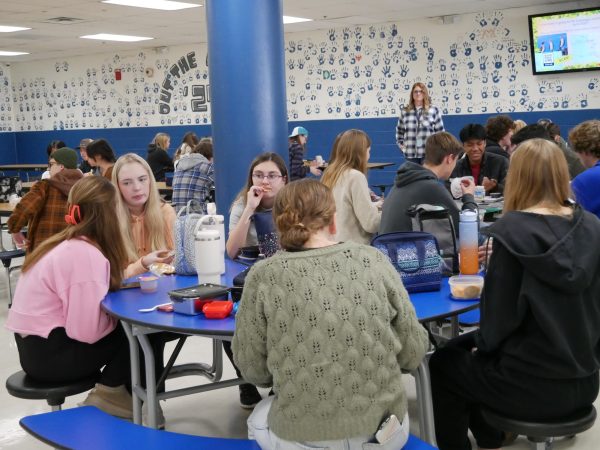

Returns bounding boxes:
[528,6,600,76]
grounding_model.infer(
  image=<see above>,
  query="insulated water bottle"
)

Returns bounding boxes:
[459,210,479,275]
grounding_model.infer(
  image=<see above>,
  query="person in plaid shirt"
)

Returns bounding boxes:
[172,139,215,214]
[396,82,445,164]
[8,147,83,254]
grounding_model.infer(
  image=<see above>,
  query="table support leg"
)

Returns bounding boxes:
[138,333,158,429]
[411,358,437,447]
[121,322,142,425]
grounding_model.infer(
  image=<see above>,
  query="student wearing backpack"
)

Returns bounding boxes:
[380,132,476,234]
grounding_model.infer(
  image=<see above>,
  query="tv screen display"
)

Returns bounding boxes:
[529,7,600,75]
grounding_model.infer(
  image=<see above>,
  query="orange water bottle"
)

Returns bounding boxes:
[459,210,479,275]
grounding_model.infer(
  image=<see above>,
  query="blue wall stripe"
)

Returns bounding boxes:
[4,108,598,190]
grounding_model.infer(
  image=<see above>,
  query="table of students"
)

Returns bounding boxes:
[102,259,478,444]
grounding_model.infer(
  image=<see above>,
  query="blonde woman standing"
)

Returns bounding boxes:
[321,129,381,244]
[113,153,175,279]
[396,82,445,164]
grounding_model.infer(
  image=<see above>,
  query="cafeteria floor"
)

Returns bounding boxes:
[0,247,597,449]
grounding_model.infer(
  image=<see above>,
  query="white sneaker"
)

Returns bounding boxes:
[142,401,166,429]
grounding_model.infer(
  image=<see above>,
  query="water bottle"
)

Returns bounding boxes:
[193,209,226,274]
[194,228,222,285]
[459,210,479,275]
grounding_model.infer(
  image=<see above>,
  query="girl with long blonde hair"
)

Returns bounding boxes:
[321,129,381,244]
[430,139,600,450]
[147,132,174,181]
[113,153,175,278]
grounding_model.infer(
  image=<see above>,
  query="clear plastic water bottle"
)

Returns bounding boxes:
[459,210,479,275]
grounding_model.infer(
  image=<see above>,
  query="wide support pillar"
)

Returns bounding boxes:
[206,0,288,220]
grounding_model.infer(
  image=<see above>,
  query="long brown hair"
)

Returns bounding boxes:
[405,82,431,112]
[321,129,370,189]
[232,152,289,207]
[22,177,128,291]
[274,179,336,251]
[504,138,571,212]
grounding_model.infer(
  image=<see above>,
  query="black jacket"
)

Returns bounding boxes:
[450,151,508,194]
[147,144,174,182]
[485,139,510,159]
[477,205,600,379]
[380,162,476,234]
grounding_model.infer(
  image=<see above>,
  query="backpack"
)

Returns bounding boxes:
[407,204,458,275]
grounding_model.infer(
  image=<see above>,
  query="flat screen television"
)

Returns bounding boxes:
[528,7,600,75]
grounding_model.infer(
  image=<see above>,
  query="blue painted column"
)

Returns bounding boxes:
[205,0,288,220]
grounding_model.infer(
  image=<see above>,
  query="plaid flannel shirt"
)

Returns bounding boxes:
[172,156,214,214]
[7,180,70,253]
[395,105,445,158]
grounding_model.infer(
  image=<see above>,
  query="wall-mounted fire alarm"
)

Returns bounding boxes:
[114,68,122,81]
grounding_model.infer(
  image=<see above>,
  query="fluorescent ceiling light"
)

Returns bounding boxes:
[0,51,29,56]
[81,33,153,42]
[283,16,312,24]
[0,26,31,33]
[102,0,201,10]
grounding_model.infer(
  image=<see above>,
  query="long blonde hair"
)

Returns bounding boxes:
[405,82,431,112]
[23,177,128,291]
[321,129,370,189]
[113,153,171,262]
[152,133,170,150]
[504,139,571,212]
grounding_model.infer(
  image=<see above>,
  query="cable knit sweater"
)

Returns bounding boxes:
[233,241,429,442]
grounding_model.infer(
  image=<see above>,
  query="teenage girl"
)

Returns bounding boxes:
[7,176,133,418]
[226,152,288,259]
[321,129,381,244]
[113,153,175,278]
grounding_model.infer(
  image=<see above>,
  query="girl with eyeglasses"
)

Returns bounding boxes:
[225,152,288,409]
[226,152,288,260]
[395,82,444,164]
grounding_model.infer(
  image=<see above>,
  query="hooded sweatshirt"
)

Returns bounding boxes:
[476,205,600,379]
[172,153,214,214]
[380,162,476,235]
[147,144,174,182]
[7,169,83,252]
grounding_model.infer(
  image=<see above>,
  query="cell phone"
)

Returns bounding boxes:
[375,414,401,444]
[121,281,140,289]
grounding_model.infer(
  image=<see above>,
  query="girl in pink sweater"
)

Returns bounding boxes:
[6,176,132,419]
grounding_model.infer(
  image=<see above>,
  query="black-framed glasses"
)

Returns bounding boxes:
[413,89,424,94]
[252,172,283,181]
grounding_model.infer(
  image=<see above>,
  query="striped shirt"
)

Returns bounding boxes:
[395,105,445,159]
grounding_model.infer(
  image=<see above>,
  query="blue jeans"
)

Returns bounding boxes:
[247,396,410,450]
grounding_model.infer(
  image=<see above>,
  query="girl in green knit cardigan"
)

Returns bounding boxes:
[233,179,429,449]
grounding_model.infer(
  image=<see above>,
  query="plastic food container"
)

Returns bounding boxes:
[168,283,229,315]
[139,276,159,293]
[449,275,484,300]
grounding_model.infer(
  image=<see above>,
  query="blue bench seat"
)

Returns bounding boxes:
[20,406,438,449]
